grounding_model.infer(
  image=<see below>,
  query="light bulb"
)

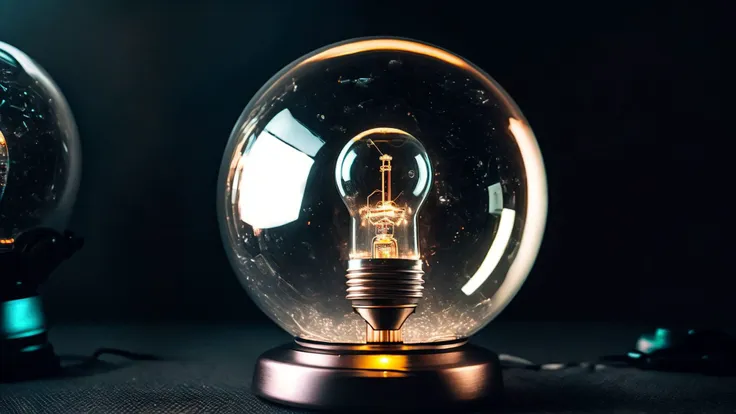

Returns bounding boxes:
[335,128,432,342]
[218,37,547,409]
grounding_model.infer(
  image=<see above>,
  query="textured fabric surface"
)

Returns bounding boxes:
[1,323,735,413]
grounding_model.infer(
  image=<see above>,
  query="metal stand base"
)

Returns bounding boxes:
[0,296,60,382]
[253,339,503,411]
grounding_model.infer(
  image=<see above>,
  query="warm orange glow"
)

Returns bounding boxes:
[354,354,408,371]
[0,238,14,245]
[0,131,5,146]
[303,39,468,69]
[348,127,410,142]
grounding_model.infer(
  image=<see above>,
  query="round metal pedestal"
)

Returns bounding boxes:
[253,339,503,411]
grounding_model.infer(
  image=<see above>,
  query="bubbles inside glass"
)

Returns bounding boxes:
[218,38,546,343]
[0,42,81,242]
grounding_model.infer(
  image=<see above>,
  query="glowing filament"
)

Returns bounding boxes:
[358,152,408,259]
[335,127,431,261]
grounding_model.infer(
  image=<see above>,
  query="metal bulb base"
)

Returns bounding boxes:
[346,258,424,343]
[252,338,503,411]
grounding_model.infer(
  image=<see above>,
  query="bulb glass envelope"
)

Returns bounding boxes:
[0,42,81,243]
[218,38,547,344]
[335,127,431,261]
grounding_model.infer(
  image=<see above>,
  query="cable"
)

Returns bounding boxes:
[499,353,624,372]
[89,348,162,361]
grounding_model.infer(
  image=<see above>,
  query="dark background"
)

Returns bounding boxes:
[0,1,731,326]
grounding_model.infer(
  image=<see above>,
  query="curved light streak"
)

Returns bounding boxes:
[479,118,547,312]
[461,208,516,295]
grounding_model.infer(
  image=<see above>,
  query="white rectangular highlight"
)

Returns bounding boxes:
[264,108,324,157]
[461,208,516,296]
[487,182,503,215]
[238,132,314,229]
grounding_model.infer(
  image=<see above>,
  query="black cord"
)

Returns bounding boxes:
[500,353,633,372]
[89,348,162,361]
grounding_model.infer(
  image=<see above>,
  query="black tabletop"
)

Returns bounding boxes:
[1,323,735,413]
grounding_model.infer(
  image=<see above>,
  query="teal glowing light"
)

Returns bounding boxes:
[21,344,44,353]
[1,296,46,339]
[636,328,674,354]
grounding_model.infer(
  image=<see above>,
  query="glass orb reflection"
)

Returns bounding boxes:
[218,38,547,343]
[0,42,81,242]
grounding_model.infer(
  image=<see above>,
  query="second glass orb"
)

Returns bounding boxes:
[0,42,81,244]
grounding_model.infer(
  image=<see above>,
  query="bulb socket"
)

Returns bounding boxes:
[346,258,424,343]
[365,325,403,343]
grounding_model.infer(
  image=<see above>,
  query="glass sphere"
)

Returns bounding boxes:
[0,42,81,242]
[218,38,547,344]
